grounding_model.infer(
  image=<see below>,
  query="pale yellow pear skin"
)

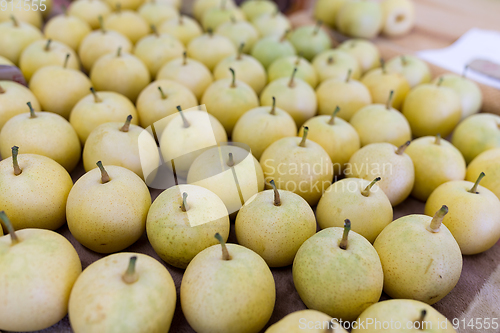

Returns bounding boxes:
[251,12,291,37]
[312,49,361,83]
[466,148,500,199]
[147,184,230,269]
[181,243,276,333]
[338,39,381,74]
[44,14,92,51]
[425,180,500,255]
[250,35,296,69]
[0,153,73,230]
[405,136,466,201]
[0,20,43,65]
[314,0,348,28]
[385,55,431,88]
[67,0,112,30]
[159,15,203,46]
[138,2,179,27]
[66,165,151,253]
[193,0,237,22]
[105,0,143,11]
[293,227,384,322]
[0,5,42,28]
[201,6,246,32]
[265,310,348,333]
[335,0,383,39]
[380,0,416,37]
[288,25,332,62]
[104,10,150,44]
[241,0,277,21]
[361,68,410,110]
[352,299,456,332]
[316,178,393,243]
[213,54,267,95]
[216,20,260,54]
[235,188,316,267]
[69,253,176,333]
[268,56,318,88]
[432,74,482,119]
[0,55,14,65]
[187,33,237,71]
[0,227,82,332]
[0,80,41,131]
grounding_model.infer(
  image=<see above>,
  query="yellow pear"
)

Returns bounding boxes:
[250,32,296,69]
[0,80,41,131]
[68,0,112,29]
[67,162,151,253]
[374,206,463,304]
[260,127,334,205]
[0,55,14,65]
[0,103,81,172]
[181,234,276,333]
[43,13,92,51]
[0,212,81,332]
[104,6,150,44]
[19,39,80,82]
[288,22,333,61]
[361,65,410,110]
[159,15,203,46]
[316,177,392,243]
[157,53,213,101]
[241,0,278,21]
[265,309,348,333]
[152,0,180,9]
[193,0,237,22]
[0,4,42,29]
[105,0,143,11]
[314,0,348,28]
[217,18,259,53]
[0,18,42,65]
[138,1,178,27]
[232,97,297,160]
[268,55,318,88]
[349,90,412,147]
[338,38,381,74]
[201,3,246,31]
[187,30,237,71]
[293,221,384,321]
[146,185,230,268]
[432,73,482,119]
[347,141,415,206]
[236,180,316,267]
[69,253,176,333]
[336,0,383,39]
[312,49,361,83]
[425,172,500,255]
[0,146,73,230]
[251,11,291,37]
[385,55,431,88]
[380,0,416,37]
[300,107,360,176]
[466,148,500,199]
[29,54,92,119]
[406,135,466,201]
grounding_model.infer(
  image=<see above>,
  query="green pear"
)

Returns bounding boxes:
[232,97,297,160]
[466,148,500,199]
[361,65,410,110]
[0,212,82,332]
[83,115,160,180]
[433,72,482,119]
[0,147,73,230]
[104,7,150,44]
[181,234,276,333]
[67,162,151,253]
[0,4,42,28]
[265,310,347,333]
[312,49,361,83]
[349,90,412,147]
[136,79,198,129]
[337,38,381,74]
[288,22,332,61]
[293,221,384,321]
[268,55,318,88]
[260,68,317,127]
[90,47,151,103]
[260,127,334,205]
[133,28,185,78]
[19,39,80,82]
[352,299,457,332]
[69,254,176,333]
[425,172,500,255]
[235,180,316,267]
[251,11,291,37]
[105,0,143,11]
[68,0,112,29]
[138,1,179,27]
[159,15,203,46]
[317,177,392,243]
[406,135,466,201]
[193,0,237,21]
[70,88,139,144]
[157,53,213,100]
[43,12,92,51]
[0,103,81,172]
[216,19,259,54]
[251,32,296,69]
[187,30,237,71]
[201,68,259,135]
[0,80,41,131]
[402,81,462,137]
[314,0,348,28]
[147,185,230,268]
[201,2,246,31]
[385,55,431,88]
[347,141,415,206]
[374,206,462,304]
[336,0,383,39]
[241,0,278,21]
[380,0,416,37]
[213,46,267,94]
[300,107,360,176]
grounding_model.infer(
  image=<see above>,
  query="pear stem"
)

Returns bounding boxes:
[227,153,235,167]
[221,0,226,9]
[229,68,236,88]
[0,85,4,94]
[44,39,52,51]
[428,205,448,233]
[380,58,386,74]
[270,179,281,206]
[116,46,122,57]
[90,87,102,103]
[179,15,184,25]
[270,96,276,115]
[180,192,189,212]
[396,141,411,155]
[182,51,187,65]
[207,28,213,37]
[416,310,427,330]
[401,55,408,66]
[339,219,351,250]
[12,146,22,176]
[313,20,322,35]
[27,101,37,118]
[237,43,244,60]
[215,233,231,260]
[122,256,139,284]
[295,53,301,66]
[158,86,167,99]
[437,77,444,86]
[386,90,394,110]
[151,24,159,37]
[327,56,334,65]
[288,67,298,88]
[10,15,19,27]
[230,15,236,24]
[462,64,469,78]
[98,15,105,32]
[469,172,485,193]
[328,106,340,125]
[345,69,352,83]
[120,115,132,132]
[280,29,289,42]
[361,177,381,197]
[177,105,190,128]
[115,3,121,12]
[96,161,110,184]
[63,53,70,69]
[299,126,308,147]
[0,211,19,245]
[434,133,441,145]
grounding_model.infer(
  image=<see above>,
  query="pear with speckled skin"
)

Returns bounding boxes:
[187,30,237,71]
[235,180,316,267]
[374,206,462,305]
[265,310,348,333]
[66,162,151,254]
[0,80,41,131]
[466,148,500,199]
[361,63,410,110]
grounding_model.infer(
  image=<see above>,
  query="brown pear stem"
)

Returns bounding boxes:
[345,69,352,83]
[122,256,139,284]
[10,15,19,27]
[380,58,386,74]
[177,105,190,128]
[98,15,105,32]
[11,146,22,176]
[434,133,441,145]
[280,29,289,42]
[401,55,408,66]
[361,177,381,197]
[44,39,52,51]
[207,28,213,36]
[237,43,244,60]
[386,90,394,110]
[115,3,121,12]
[416,309,427,330]
[158,86,167,99]
[179,15,184,25]
[116,46,122,57]
[396,141,411,155]
[120,115,132,132]
[27,101,37,118]
[428,205,448,233]
[295,53,301,66]
[0,85,4,94]
[90,87,102,103]
[63,53,70,69]
[270,179,281,206]
[151,24,159,37]
[229,68,236,88]
[469,172,485,193]
[96,161,110,184]
[182,51,187,65]
[0,211,19,245]
[327,56,334,65]
[270,96,276,115]
[227,153,235,167]
[288,67,298,88]
[180,192,189,212]
[437,77,444,86]
[299,126,308,147]
[215,233,231,260]
[328,106,340,125]
[313,20,322,35]
[339,219,351,250]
